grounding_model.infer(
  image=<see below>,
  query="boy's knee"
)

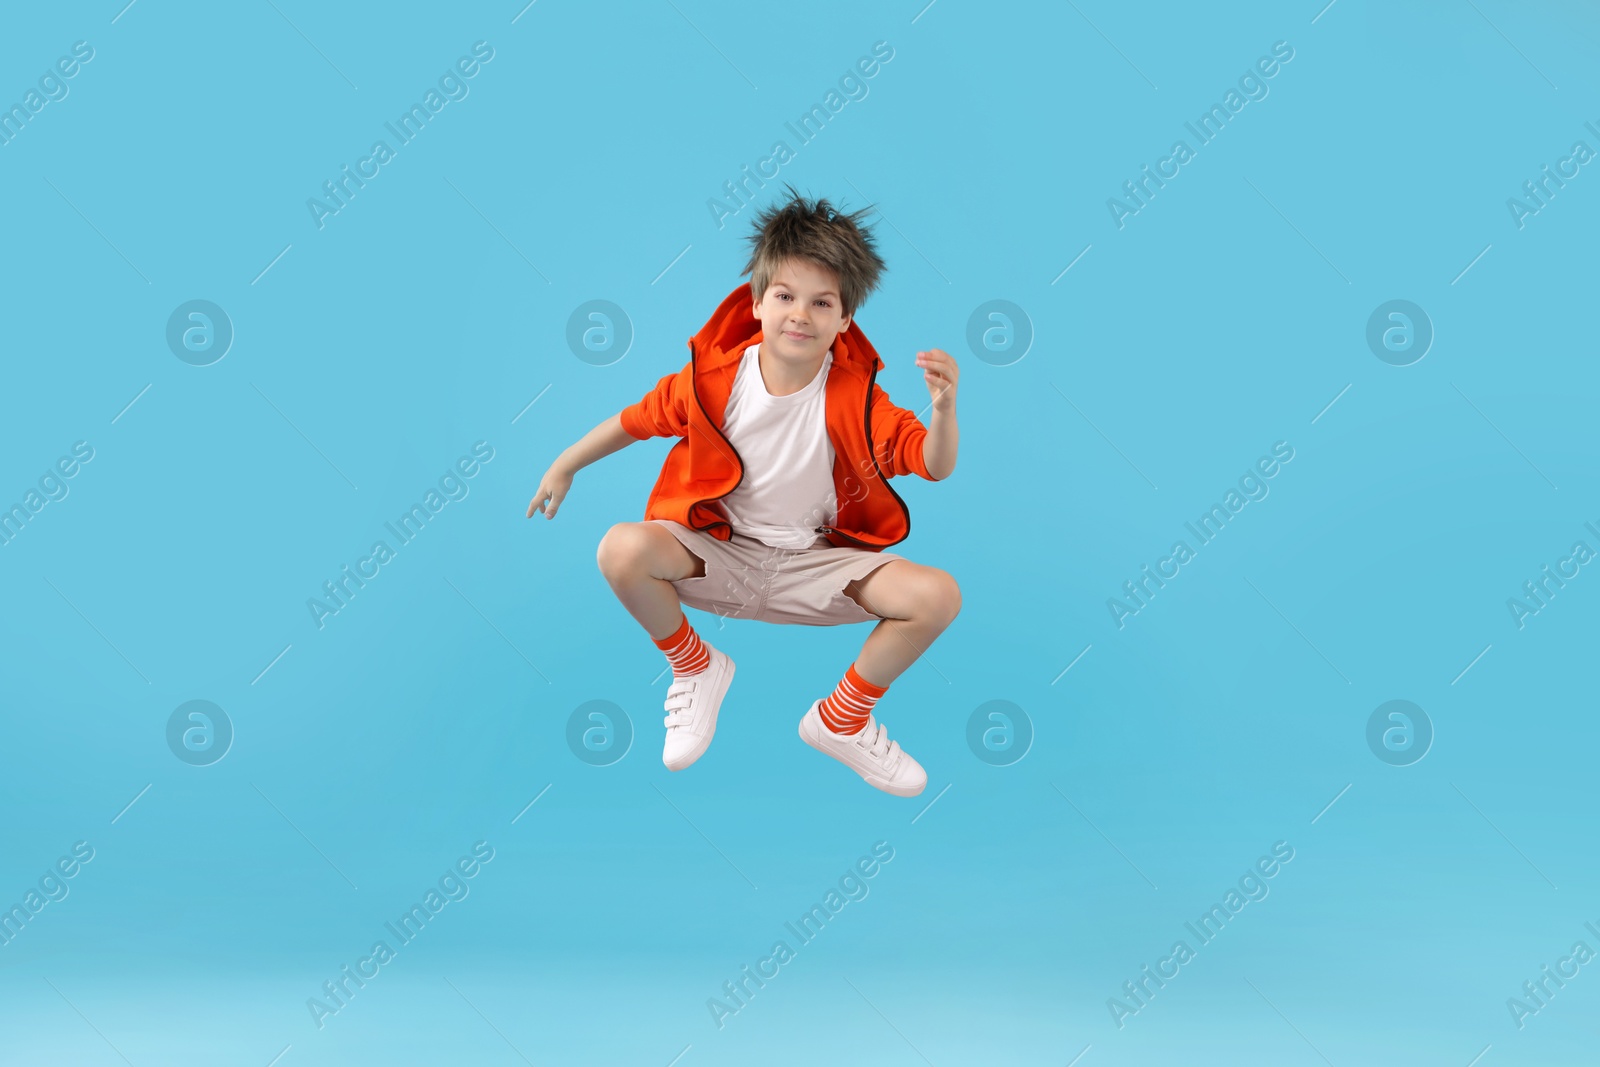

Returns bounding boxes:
[596,522,650,578]
[928,568,961,623]
[907,566,959,624]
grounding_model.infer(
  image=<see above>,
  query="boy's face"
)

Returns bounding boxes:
[752,258,851,364]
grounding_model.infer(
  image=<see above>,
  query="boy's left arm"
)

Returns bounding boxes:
[869,349,959,481]
[914,348,958,480]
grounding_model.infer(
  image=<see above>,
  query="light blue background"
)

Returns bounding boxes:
[2,1,1597,1064]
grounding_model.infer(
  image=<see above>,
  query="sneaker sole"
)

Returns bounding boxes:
[798,707,926,797]
[663,651,735,772]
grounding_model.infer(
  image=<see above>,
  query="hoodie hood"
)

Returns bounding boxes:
[691,283,884,374]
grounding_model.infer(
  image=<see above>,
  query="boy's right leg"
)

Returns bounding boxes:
[595,521,706,639]
[596,521,734,771]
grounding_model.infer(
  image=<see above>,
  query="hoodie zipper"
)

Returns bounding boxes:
[817,359,912,550]
[685,337,745,539]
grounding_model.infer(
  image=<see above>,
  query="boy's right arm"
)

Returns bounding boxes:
[526,412,637,519]
[527,367,690,520]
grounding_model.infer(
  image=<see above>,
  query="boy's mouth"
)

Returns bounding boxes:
[783,330,811,340]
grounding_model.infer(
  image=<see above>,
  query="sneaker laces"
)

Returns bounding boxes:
[663,677,697,729]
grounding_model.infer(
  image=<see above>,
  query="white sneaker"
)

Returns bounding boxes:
[661,646,735,771]
[798,700,927,797]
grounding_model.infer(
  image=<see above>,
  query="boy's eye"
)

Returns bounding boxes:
[774,292,829,308]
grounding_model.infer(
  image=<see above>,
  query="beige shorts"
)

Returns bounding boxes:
[649,519,905,626]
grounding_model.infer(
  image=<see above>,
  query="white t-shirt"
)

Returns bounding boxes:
[717,343,837,549]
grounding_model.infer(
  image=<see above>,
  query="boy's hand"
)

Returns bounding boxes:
[527,463,574,520]
[915,349,959,413]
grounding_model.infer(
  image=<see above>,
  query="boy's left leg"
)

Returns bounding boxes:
[840,560,962,688]
[797,560,960,797]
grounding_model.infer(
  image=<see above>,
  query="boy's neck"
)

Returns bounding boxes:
[756,342,827,397]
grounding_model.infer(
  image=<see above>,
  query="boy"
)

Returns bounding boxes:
[527,187,960,797]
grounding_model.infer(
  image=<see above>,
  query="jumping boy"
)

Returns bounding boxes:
[527,187,960,797]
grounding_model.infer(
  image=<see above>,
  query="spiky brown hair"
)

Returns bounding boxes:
[740,183,887,318]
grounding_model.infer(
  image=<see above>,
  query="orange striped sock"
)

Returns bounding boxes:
[653,613,711,677]
[818,663,888,735]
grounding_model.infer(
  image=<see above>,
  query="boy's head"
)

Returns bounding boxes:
[741,184,886,360]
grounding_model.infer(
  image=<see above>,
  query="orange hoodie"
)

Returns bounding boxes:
[618,283,939,551]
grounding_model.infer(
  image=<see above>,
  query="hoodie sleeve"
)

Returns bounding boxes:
[868,382,938,480]
[618,363,693,440]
